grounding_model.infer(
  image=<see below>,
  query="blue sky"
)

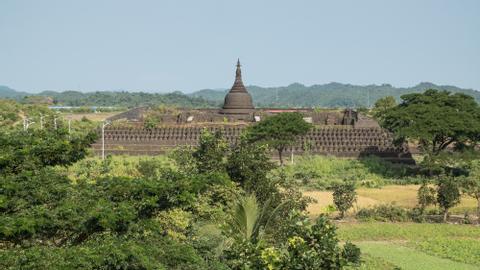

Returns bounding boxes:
[1,0,479,93]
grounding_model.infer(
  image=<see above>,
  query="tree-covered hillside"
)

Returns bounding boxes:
[190,82,480,108]
[0,86,28,99]
[42,91,216,108]
[2,82,479,108]
[0,87,215,108]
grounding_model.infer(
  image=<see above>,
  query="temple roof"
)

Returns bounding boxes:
[221,59,255,115]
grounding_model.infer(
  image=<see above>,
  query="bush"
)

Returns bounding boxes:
[356,204,411,222]
[342,242,361,265]
[0,234,210,270]
[224,214,361,269]
[332,182,357,218]
[417,182,436,212]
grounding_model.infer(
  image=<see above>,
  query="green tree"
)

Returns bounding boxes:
[192,129,228,174]
[462,160,480,223]
[372,96,396,124]
[227,135,276,201]
[383,89,480,157]
[247,112,312,165]
[0,99,21,128]
[437,177,461,222]
[0,128,96,175]
[417,182,437,213]
[332,182,357,218]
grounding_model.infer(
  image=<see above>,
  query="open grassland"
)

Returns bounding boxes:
[305,185,478,216]
[339,222,480,269]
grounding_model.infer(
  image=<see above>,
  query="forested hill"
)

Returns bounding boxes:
[0,85,29,99]
[190,82,480,108]
[0,87,215,108]
[1,82,479,108]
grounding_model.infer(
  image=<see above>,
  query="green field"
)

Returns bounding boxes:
[338,222,480,269]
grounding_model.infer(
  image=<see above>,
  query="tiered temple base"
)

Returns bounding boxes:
[91,126,414,164]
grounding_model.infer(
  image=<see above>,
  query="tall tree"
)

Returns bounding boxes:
[247,112,312,165]
[382,89,480,156]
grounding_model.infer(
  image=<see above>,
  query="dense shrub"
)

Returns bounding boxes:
[356,204,411,222]
[223,214,360,269]
[0,234,211,270]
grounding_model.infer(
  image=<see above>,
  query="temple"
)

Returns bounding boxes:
[93,60,413,163]
[220,59,255,115]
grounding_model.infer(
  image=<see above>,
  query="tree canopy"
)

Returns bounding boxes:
[247,112,312,165]
[0,128,96,174]
[382,89,480,156]
[372,96,396,124]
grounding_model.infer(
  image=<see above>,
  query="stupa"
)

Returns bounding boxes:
[95,59,413,163]
[220,59,255,114]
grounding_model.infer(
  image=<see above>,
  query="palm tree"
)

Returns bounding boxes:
[230,194,286,244]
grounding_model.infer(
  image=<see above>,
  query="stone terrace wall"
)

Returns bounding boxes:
[91,126,413,163]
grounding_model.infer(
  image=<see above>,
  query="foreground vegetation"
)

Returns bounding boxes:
[58,154,480,269]
[0,123,360,269]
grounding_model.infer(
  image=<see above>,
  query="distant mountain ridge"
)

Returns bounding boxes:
[0,87,215,108]
[190,82,480,108]
[0,86,29,99]
[1,82,479,108]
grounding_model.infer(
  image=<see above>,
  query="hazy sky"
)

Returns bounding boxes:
[1,0,479,93]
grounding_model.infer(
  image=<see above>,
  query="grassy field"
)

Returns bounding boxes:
[338,222,480,269]
[286,155,423,189]
[305,185,478,216]
[355,242,478,270]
